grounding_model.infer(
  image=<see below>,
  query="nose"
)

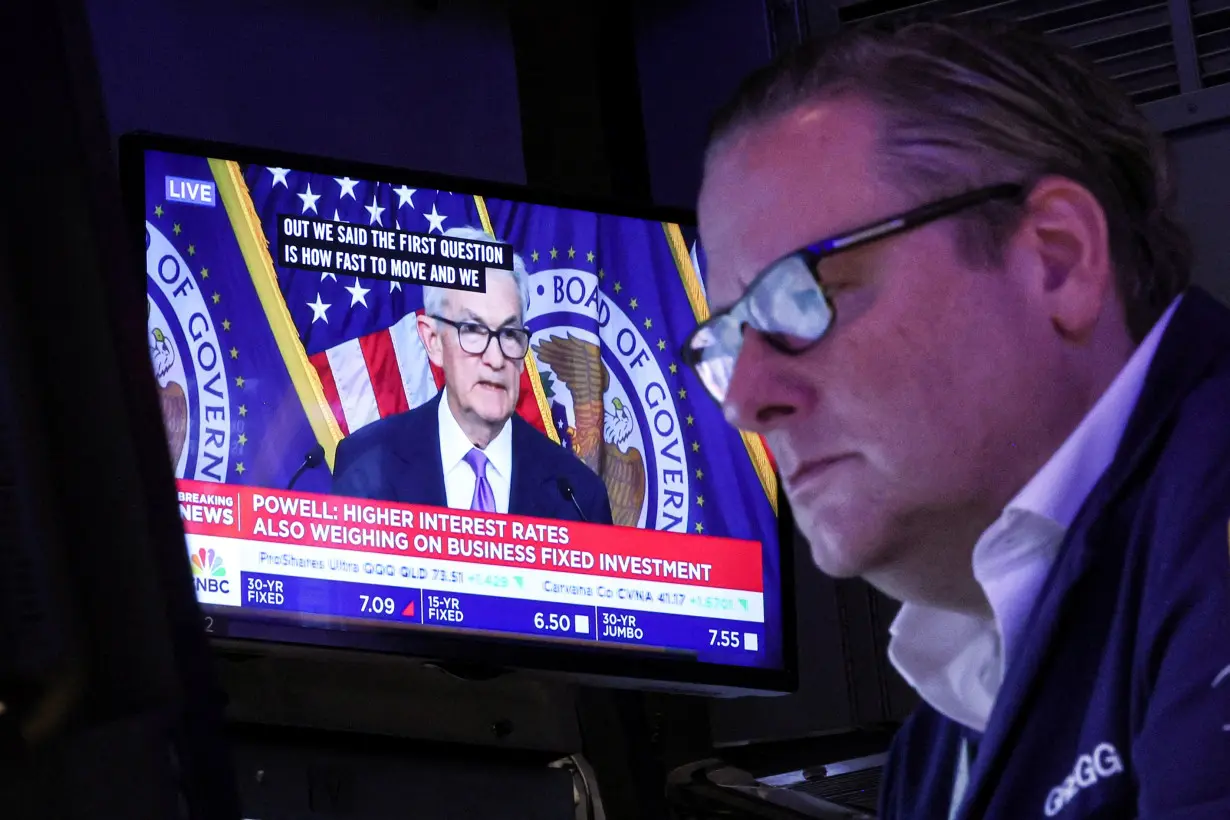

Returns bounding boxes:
[721,330,805,431]
[481,335,507,368]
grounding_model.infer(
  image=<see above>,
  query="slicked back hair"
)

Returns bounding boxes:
[707,18,1190,342]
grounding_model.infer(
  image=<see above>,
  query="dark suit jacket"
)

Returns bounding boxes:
[878,288,1230,819]
[331,392,614,524]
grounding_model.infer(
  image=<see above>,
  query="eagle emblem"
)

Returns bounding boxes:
[148,300,189,469]
[533,334,647,527]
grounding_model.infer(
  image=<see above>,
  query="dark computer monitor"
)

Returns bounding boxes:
[120,133,797,696]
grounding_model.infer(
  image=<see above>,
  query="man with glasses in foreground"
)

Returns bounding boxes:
[688,18,1229,820]
[333,226,612,524]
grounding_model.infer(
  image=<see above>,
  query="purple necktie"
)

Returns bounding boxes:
[463,448,496,513]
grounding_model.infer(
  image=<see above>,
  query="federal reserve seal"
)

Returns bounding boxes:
[527,268,690,533]
[146,220,232,481]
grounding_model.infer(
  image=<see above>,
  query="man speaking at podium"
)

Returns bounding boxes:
[331,227,613,525]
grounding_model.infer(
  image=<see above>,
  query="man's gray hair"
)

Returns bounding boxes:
[422,226,530,323]
[707,18,1191,343]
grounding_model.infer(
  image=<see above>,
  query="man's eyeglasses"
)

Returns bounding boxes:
[681,183,1025,404]
[432,316,531,360]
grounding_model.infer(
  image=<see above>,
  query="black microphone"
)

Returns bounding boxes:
[287,444,326,490]
[556,477,588,522]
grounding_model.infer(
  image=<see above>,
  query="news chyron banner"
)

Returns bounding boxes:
[181,481,769,665]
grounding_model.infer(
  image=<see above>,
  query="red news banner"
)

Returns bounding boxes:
[178,479,764,593]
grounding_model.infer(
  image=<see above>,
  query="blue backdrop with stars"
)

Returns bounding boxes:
[144,150,328,493]
[484,200,782,656]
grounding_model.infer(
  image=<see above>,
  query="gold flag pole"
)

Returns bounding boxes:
[474,194,560,445]
[662,222,778,515]
[209,159,344,469]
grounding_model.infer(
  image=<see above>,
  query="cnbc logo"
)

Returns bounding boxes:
[190,547,230,594]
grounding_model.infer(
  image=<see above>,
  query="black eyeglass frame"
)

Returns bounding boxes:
[430,315,532,360]
[680,182,1026,394]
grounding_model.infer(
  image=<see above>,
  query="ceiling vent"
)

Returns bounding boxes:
[830,0,1230,104]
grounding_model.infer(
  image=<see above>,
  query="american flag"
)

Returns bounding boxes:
[241,165,550,439]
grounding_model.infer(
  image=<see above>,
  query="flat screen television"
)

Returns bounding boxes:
[120,134,797,696]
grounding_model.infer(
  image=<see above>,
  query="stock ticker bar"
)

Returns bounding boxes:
[237,571,765,662]
[180,480,767,663]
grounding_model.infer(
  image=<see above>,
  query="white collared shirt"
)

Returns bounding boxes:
[437,388,513,513]
[888,296,1181,735]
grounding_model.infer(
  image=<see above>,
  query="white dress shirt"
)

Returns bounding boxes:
[888,296,1182,736]
[437,388,513,514]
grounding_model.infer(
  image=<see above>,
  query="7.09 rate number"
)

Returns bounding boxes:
[360,594,396,615]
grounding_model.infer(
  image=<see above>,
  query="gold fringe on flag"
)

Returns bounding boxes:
[474,194,560,445]
[662,222,778,515]
[209,159,344,470]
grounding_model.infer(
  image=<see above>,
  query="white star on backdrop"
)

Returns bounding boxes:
[365,195,385,226]
[345,278,371,308]
[268,167,290,188]
[424,203,447,233]
[319,208,341,280]
[389,219,403,290]
[335,177,359,200]
[307,293,331,324]
[297,183,320,214]
[394,185,417,209]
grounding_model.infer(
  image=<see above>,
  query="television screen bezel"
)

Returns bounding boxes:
[119,131,799,697]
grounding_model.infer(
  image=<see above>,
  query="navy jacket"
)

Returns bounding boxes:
[880,288,1230,819]
[330,392,614,525]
